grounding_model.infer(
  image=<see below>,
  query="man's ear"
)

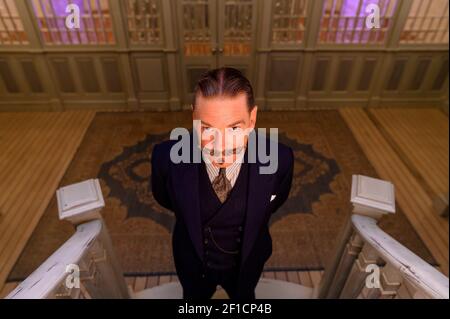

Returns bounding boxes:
[191,104,196,122]
[250,106,258,129]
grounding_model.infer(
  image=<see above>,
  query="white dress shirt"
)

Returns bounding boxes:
[202,149,245,188]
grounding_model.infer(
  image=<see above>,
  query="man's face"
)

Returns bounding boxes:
[193,92,257,168]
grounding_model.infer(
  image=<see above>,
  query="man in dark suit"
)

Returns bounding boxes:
[151,67,294,299]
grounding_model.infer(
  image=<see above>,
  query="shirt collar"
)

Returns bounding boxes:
[202,148,245,183]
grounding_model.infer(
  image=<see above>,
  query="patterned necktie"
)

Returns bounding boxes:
[211,168,232,203]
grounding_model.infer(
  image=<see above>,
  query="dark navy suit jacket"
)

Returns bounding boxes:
[151,132,294,297]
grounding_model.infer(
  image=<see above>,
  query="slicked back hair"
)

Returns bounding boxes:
[192,67,255,112]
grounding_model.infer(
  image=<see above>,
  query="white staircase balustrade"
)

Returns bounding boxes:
[6,176,449,299]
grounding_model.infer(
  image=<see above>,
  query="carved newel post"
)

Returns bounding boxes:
[317,175,396,299]
[57,179,129,299]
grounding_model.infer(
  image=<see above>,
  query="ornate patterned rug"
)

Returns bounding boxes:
[8,111,435,280]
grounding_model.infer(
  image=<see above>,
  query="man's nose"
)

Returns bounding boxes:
[212,129,226,151]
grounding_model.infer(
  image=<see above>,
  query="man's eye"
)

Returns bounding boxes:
[203,127,213,131]
[231,126,241,131]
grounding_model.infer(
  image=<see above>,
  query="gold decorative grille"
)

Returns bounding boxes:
[125,0,163,45]
[271,0,309,45]
[223,0,253,56]
[182,0,212,56]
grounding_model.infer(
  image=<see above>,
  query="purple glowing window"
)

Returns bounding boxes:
[319,0,398,44]
[30,0,115,45]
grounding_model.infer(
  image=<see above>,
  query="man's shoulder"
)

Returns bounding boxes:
[151,139,178,166]
[154,139,178,153]
[259,135,293,162]
[277,140,292,157]
[275,140,294,171]
[253,134,293,177]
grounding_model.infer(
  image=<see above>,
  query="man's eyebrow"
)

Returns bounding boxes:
[227,120,245,127]
[200,120,244,127]
[201,120,214,127]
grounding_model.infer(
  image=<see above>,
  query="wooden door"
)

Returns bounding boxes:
[177,0,257,107]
